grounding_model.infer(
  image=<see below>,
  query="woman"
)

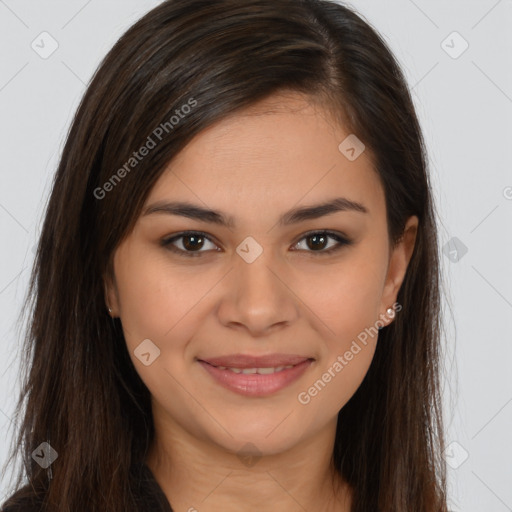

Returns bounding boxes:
[1,0,448,510]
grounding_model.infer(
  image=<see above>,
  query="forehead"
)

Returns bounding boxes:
[145,92,385,224]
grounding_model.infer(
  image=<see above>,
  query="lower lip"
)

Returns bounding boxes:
[198,359,313,397]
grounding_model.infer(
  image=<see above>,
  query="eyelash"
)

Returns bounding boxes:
[160,230,353,258]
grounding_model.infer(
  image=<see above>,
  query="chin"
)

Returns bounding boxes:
[194,412,315,458]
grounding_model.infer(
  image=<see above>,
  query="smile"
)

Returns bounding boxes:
[213,365,295,374]
[197,355,314,397]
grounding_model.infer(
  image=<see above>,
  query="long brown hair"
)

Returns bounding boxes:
[1,0,448,510]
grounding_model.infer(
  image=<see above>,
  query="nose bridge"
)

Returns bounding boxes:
[236,236,284,305]
[219,235,298,334]
[238,246,279,298]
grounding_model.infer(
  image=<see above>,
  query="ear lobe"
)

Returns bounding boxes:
[103,271,119,316]
[380,215,418,315]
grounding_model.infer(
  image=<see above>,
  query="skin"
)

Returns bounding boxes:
[105,91,418,512]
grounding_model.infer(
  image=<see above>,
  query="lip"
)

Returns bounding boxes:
[199,353,311,368]
[197,354,314,397]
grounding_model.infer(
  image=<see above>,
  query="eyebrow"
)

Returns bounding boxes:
[142,197,368,228]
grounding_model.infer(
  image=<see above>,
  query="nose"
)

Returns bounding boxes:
[216,243,299,337]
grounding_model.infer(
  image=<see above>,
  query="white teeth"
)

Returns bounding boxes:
[218,365,295,374]
[257,367,277,374]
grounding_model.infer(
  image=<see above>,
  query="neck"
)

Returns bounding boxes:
[145,413,352,512]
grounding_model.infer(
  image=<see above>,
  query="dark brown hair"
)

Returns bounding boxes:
[1,0,448,510]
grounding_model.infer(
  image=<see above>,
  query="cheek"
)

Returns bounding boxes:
[114,250,224,372]
[296,265,382,415]
[113,255,198,407]
[296,341,377,427]
[294,250,386,341]
[115,272,164,342]
[292,251,385,409]
[113,248,185,351]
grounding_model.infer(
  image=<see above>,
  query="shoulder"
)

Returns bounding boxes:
[134,463,174,511]
[1,487,43,512]
[2,466,173,512]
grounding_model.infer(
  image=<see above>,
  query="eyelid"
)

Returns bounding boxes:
[291,229,350,246]
[161,229,353,257]
[160,230,221,257]
[290,230,352,255]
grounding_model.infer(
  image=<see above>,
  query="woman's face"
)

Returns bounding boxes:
[106,91,417,456]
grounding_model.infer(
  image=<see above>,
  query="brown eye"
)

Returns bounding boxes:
[305,233,329,250]
[161,230,352,258]
[161,231,219,257]
[292,231,352,255]
[182,233,206,251]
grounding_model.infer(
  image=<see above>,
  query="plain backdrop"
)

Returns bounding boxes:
[0,1,511,510]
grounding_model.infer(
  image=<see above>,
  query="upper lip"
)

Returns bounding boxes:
[198,354,313,368]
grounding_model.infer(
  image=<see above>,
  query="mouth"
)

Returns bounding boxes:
[197,354,314,397]
[206,365,296,374]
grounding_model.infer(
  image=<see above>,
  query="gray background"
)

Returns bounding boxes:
[1,1,511,510]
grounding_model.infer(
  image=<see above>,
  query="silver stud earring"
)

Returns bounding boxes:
[386,307,394,316]
[108,307,112,315]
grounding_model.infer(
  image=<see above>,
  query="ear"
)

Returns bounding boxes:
[379,215,418,325]
[103,267,120,317]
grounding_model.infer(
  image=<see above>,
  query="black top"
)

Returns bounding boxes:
[0,464,173,512]
[132,463,174,511]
